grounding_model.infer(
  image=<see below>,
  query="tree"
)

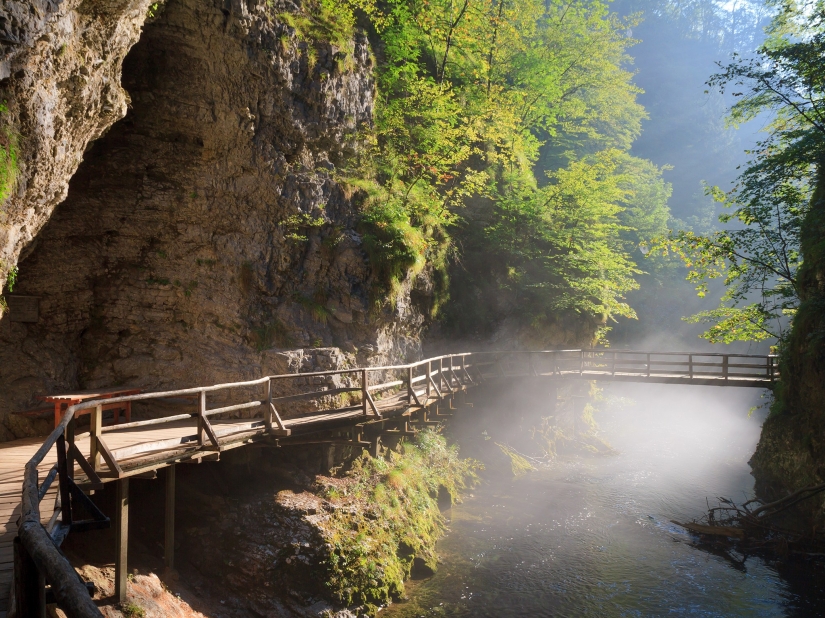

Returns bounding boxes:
[658,0,825,344]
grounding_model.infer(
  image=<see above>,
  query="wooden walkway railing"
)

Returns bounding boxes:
[12,349,777,617]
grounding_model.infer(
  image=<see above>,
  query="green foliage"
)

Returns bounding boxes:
[341,0,669,335]
[495,443,535,476]
[252,317,293,350]
[320,430,480,613]
[6,266,17,292]
[655,0,825,344]
[277,0,380,48]
[294,290,332,324]
[283,213,326,242]
[119,602,146,618]
[0,103,18,206]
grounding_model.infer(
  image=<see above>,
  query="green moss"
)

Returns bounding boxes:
[0,103,19,206]
[294,290,331,324]
[119,602,145,618]
[252,317,292,351]
[319,430,480,614]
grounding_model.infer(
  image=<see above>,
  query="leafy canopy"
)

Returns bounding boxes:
[654,0,825,344]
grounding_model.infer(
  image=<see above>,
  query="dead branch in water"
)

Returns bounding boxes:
[674,483,825,559]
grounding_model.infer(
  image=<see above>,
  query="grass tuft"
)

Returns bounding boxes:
[0,103,19,206]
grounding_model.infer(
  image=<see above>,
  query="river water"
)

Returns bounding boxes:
[384,383,825,617]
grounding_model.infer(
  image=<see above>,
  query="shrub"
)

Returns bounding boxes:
[319,430,481,613]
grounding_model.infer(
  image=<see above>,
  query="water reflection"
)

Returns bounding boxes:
[385,383,824,617]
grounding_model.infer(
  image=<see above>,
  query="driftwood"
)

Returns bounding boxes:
[677,483,825,558]
[674,521,745,539]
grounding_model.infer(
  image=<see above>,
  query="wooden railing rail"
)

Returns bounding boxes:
[16,348,776,616]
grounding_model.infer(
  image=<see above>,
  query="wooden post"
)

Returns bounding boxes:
[362,369,368,416]
[115,478,129,603]
[689,354,693,379]
[407,366,413,404]
[13,536,45,618]
[56,434,72,527]
[90,404,103,471]
[198,390,206,446]
[723,355,729,380]
[646,353,651,378]
[66,416,76,482]
[769,355,774,380]
[426,361,431,400]
[165,465,175,569]
[264,379,273,432]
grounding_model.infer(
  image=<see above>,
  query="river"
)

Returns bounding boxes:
[384,383,825,617]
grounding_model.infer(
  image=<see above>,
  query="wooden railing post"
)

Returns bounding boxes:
[56,433,72,528]
[723,355,729,380]
[362,369,368,416]
[646,353,651,378]
[264,378,273,432]
[689,354,693,379]
[198,390,206,446]
[90,404,103,471]
[769,356,774,380]
[407,366,413,404]
[426,361,432,400]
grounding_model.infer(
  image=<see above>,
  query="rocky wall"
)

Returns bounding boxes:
[0,0,153,293]
[0,0,426,436]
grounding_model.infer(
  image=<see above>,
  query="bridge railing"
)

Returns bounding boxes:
[14,351,482,617]
[15,348,776,616]
[477,349,779,382]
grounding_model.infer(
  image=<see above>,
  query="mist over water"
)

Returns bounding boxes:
[385,383,825,617]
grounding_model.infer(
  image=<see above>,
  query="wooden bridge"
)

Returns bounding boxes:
[3,349,777,617]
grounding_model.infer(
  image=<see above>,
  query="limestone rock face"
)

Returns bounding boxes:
[0,0,425,426]
[0,0,153,292]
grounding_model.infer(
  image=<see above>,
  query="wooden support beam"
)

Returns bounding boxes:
[165,465,175,569]
[115,478,129,603]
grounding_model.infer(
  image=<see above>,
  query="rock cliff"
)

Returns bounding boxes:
[0,0,427,434]
[0,0,153,293]
[749,162,825,525]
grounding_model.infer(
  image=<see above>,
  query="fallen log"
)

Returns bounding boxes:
[672,520,745,539]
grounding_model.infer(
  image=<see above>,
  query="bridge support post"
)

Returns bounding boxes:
[115,478,129,603]
[165,465,176,569]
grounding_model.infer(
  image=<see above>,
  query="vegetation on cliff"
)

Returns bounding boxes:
[318,430,480,613]
[289,0,674,342]
[657,0,824,345]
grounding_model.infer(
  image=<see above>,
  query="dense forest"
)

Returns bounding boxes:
[278,0,819,352]
[283,0,671,346]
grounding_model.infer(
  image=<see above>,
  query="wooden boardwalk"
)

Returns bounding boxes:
[3,349,777,617]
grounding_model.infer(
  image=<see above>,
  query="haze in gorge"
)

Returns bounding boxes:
[0,0,824,616]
